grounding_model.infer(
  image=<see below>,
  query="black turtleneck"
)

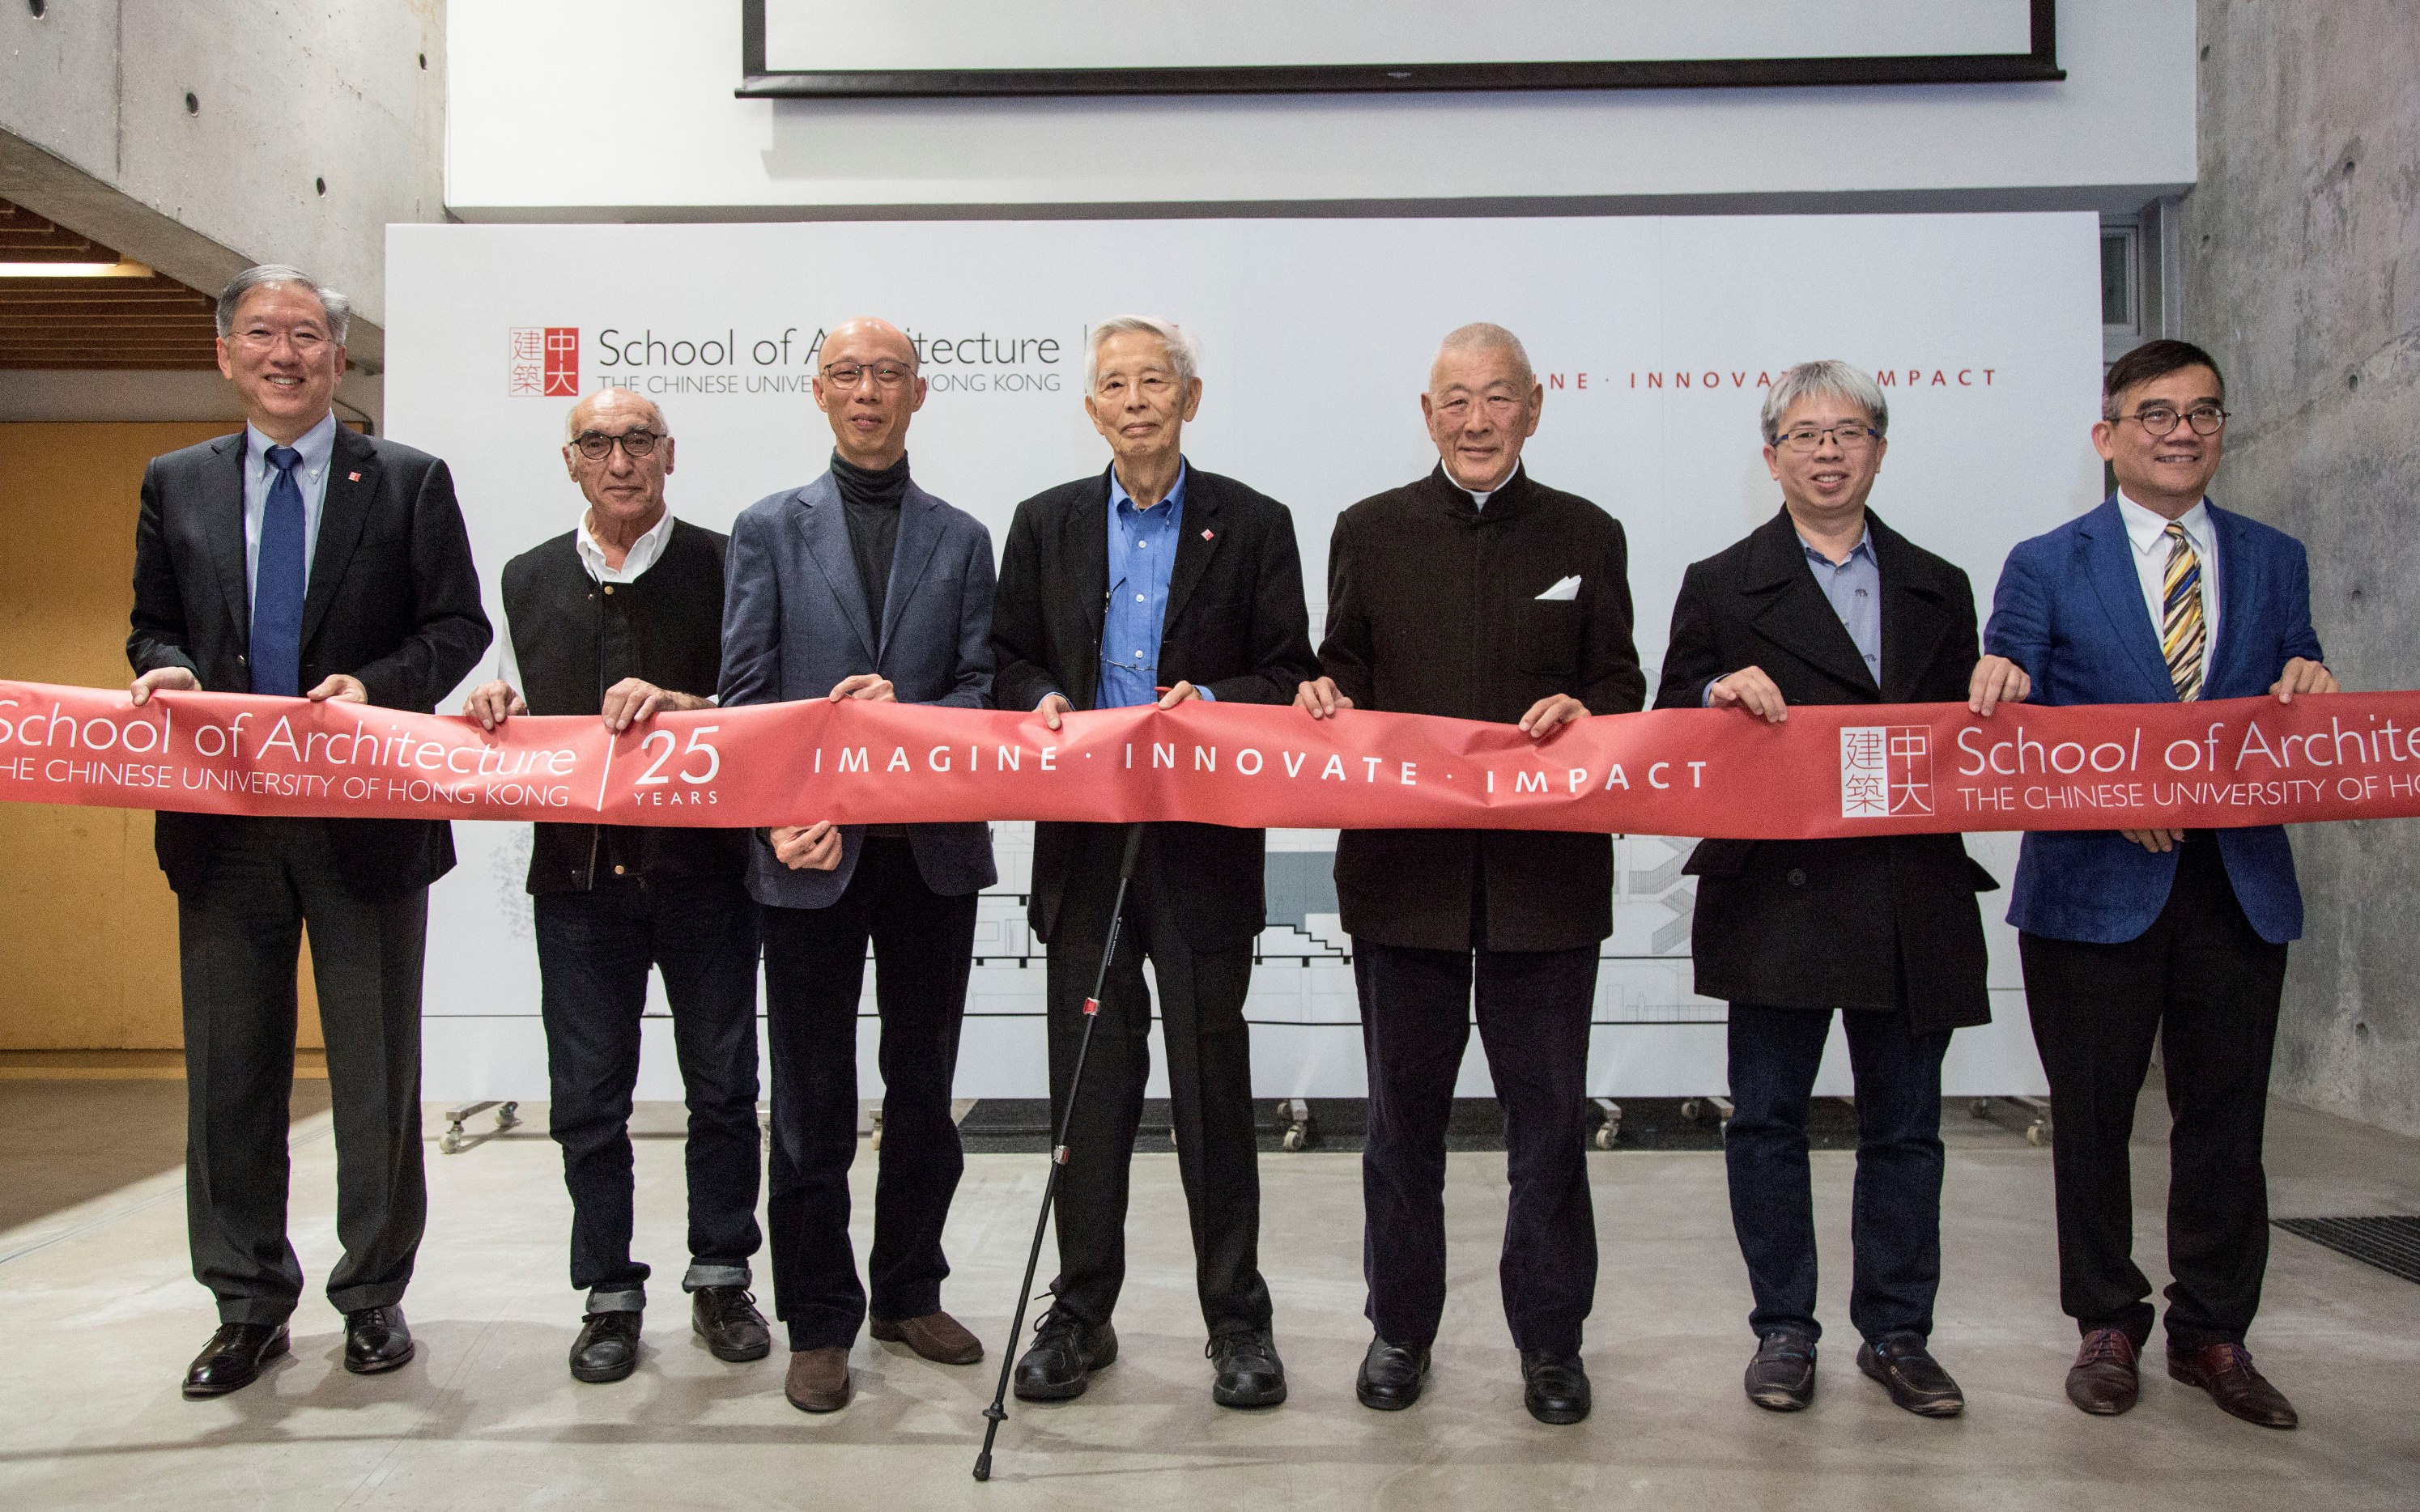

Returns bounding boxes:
[832,451,909,631]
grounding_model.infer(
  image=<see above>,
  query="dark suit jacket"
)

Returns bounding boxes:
[126,423,491,898]
[720,469,997,909]
[1320,465,1646,953]
[993,462,1316,949]
[1985,495,2322,945]
[1655,507,1994,1034]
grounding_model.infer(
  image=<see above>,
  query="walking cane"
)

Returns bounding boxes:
[973,822,1146,1483]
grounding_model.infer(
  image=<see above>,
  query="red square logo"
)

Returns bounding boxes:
[510,326,580,397]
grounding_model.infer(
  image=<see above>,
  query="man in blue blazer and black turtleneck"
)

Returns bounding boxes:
[721,317,998,1414]
[1974,339,2337,1431]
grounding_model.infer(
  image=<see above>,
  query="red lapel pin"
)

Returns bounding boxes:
[1201,529,1214,541]
[347,471,362,482]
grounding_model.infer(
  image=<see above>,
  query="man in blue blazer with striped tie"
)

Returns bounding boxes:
[1972,340,2337,1430]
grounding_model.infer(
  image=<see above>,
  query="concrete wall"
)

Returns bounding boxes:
[2184,1,2420,1134]
[447,0,2195,219]
[0,0,448,365]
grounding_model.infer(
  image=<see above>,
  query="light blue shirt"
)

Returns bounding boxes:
[1802,525,1882,684]
[1703,522,1881,704]
[1096,461,1213,709]
[242,411,337,605]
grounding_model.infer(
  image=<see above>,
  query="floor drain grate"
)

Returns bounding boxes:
[2273,1216,2420,1285]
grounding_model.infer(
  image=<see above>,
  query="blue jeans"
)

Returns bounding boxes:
[534,874,762,1312]
[1724,1002,1950,1344]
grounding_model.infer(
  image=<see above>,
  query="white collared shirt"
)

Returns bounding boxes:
[241,411,338,602]
[493,508,677,694]
[2115,490,2219,683]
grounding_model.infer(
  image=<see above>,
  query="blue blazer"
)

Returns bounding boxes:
[720,471,998,909]
[1984,495,2324,945]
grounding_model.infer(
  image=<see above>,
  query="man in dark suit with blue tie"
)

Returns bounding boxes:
[720,316,998,1414]
[1975,339,2337,1429]
[127,265,490,1397]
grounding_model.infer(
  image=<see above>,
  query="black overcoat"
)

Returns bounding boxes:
[1653,507,1996,1033]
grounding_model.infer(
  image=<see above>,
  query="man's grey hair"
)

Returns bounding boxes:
[1086,315,1199,390]
[564,389,669,444]
[1431,323,1533,388]
[215,265,351,344]
[1759,359,1888,446]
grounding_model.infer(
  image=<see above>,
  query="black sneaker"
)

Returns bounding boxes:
[1208,1328,1288,1408]
[570,1311,642,1383]
[691,1287,772,1363]
[1012,1307,1118,1402]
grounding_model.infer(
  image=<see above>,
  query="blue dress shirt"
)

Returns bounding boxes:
[242,411,337,603]
[1802,525,1881,683]
[1096,461,1213,709]
[1703,522,1881,703]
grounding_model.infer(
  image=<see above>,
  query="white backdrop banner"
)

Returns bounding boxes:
[385,213,2103,1102]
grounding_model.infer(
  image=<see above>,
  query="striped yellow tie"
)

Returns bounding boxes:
[2161,521,2205,701]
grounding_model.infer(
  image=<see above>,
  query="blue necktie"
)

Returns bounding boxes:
[251,444,306,697]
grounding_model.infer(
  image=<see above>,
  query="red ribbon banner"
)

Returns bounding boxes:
[5,679,2419,838]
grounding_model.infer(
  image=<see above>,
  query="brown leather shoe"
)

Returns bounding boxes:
[2065,1328,2140,1416]
[871,1310,984,1365]
[784,1346,851,1412]
[2168,1341,2299,1429]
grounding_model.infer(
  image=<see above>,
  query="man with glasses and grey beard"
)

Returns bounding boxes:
[464,389,768,1387]
[1656,360,2012,1420]
[721,317,998,1414]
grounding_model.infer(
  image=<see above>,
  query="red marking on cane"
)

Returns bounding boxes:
[1053,1145,1070,1165]
[1082,996,1099,1016]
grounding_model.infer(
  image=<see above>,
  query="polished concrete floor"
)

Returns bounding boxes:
[1,1081,2416,1510]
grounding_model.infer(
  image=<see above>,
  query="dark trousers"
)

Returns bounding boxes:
[760,837,976,1351]
[1724,1002,1951,1344]
[1356,939,1599,1357]
[1044,831,1270,1338]
[176,818,427,1326]
[2019,836,2288,1352]
[534,873,763,1312]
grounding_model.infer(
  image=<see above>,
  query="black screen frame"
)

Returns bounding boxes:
[738,0,2062,100]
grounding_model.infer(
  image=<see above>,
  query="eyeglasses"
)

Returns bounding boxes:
[2112,404,2228,437]
[1776,423,1880,453]
[570,429,665,461]
[820,362,914,389]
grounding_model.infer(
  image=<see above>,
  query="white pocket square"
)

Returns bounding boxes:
[1535,575,1581,602]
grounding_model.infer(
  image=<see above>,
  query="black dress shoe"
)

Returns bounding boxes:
[1012,1309,1117,1402]
[1744,1329,1818,1412]
[1207,1328,1288,1408]
[1520,1349,1591,1425]
[2168,1341,2298,1429]
[570,1311,642,1383]
[1355,1337,1430,1411]
[691,1287,772,1363]
[1857,1336,1964,1417]
[182,1322,289,1399]
[343,1306,415,1374]
[2066,1327,2141,1416]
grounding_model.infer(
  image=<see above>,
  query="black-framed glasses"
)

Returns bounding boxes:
[2114,404,2228,437]
[1777,423,1880,453]
[570,429,665,461]
[820,362,914,389]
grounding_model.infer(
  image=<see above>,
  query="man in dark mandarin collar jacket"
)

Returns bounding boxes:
[1299,322,1644,1426]
[1657,359,2011,1421]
